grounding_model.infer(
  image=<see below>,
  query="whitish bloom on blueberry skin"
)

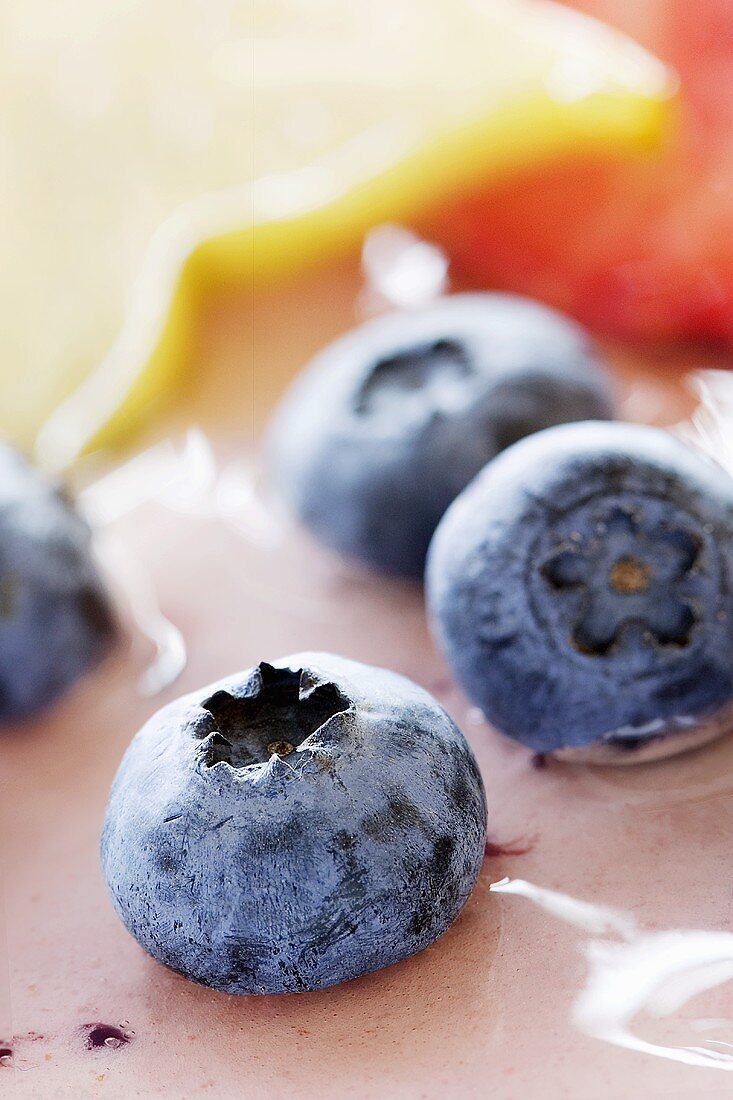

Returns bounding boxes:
[268,293,614,577]
[426,421,733,758]
[101,653,487,994]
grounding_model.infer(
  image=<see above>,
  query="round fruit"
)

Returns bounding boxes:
[0,443,116,721]
[426,421,733,761]
[101,653,487,994]
[268,293,613,578]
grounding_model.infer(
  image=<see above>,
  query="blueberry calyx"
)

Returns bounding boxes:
[541,505,700,656]
[200,662,350,769]
[608,556,652,595]
[353,338,474,420]
[266,739,295,757]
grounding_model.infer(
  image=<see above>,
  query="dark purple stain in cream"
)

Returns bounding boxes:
[83,1023,133,1051]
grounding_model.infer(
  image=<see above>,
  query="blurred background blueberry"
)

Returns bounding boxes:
[268,293,614,578]
[0,443,116,722]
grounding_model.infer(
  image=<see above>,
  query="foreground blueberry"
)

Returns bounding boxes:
[101,653,487,994]
[268,293,613,577]
[427,422,733,762]
[0,444,116,721]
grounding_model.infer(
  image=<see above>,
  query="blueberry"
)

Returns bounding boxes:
[101,653,486,994]
[267,293,614,578]
[426,421,733,762]
[0,443,116,721]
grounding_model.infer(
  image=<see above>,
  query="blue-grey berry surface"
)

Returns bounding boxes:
[0,443,116,721]
[101,653,487,995]
[267,293,614,578]
[426,421,733,758]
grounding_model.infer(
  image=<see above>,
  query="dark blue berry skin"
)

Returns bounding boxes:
[267,294,614,578]
[101,653,487,995]
[0,444,116,721]
[426,422,733,756]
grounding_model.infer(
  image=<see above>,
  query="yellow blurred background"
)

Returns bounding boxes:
[2,0,675,470]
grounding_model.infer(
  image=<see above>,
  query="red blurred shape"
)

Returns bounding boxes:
[429,0,733,343]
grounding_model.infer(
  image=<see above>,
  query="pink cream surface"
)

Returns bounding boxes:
[3,262,733,1098]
